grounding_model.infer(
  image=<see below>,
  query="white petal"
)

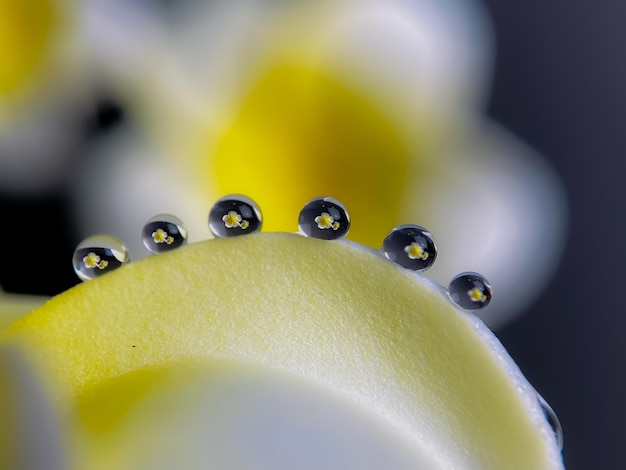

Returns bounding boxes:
[409,120,568,328]
[0,346,67,470]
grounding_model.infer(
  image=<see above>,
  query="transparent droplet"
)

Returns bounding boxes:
[448,272,492,311]
[72,235,130,281]
[538,393,564,450]
[142,214,188,254]
[381,224,437,271]
[208,195,262,238]
[298,197,350,240]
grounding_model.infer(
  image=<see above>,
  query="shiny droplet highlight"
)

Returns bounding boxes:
[381,225,437,271]
[142,214,188,253]
[298,197,350,240]
[72,235,130,281]
[448,272,492,311]
[538,394,564,450]
[208,195,262,238]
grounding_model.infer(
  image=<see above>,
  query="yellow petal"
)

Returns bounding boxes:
[1,233,562,469]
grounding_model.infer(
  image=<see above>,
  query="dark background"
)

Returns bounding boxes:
[482,1,625,469]
[1,1,624,469]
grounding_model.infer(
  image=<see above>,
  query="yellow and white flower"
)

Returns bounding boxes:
[70,0,567,330]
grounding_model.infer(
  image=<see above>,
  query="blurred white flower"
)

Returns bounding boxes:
[71,0,567,328]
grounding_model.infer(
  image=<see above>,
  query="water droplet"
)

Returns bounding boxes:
[298,197,350,240]
[538,394,564,450]
[208,195,262,238]
[141,214,188,253]
[72,235,130,281]
[448,272,492,311]
[381,225,437,271]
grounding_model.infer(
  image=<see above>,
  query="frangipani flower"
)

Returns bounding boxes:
[0,3,567,468]
[72,0,567,329]
[0,231,564,469]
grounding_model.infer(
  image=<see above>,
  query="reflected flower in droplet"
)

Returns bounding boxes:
[72,234,130,281]
[382,225,437,272]
[299,197,350,240]
[142,214,188,254]
[223,211,243,229]
[82,252,102,269]
[315,213,335,230]
[468,287,487,303]
[208,195,262,237]
[152,229,169,244]
[405,243,429,261]
[448,272,492,311]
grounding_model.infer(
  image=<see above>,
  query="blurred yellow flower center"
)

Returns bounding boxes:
[211,65,412,247]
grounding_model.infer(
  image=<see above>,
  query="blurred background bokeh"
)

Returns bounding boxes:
[0,1,623,469]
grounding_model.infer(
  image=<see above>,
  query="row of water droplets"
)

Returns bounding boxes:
[71,193,562,448]
[72,194,491,312]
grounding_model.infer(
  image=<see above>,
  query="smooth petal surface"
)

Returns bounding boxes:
[1,234,563,469]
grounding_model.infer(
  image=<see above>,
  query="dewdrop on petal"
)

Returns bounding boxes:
[381,225,437,272]
[2,195,564,470]
[72,234,130,281]
[448,271,492,311]
[141,214,188,254]
[208,195,262,238]
[298,197,351,240]
[537,393,564,450]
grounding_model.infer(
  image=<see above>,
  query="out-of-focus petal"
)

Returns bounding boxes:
[73,0,494,252]
[0,0,57,102]
[0,345,67,470]
[72,128,211,259]
[412,121,568,328]
[0,0,94,195]
[71,0,567,328]
[80,0,493,139]
[73,362,438,470]
[0,291,49,329]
